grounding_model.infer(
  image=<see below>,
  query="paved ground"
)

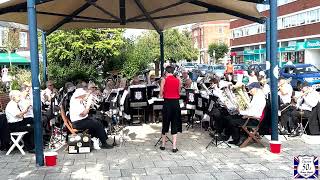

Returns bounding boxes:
[0,123,319,180]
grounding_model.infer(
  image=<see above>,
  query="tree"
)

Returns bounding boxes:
[45,29,125,87]
[3,28,20,67]
[122,28,198,77]
[207,43,229,64]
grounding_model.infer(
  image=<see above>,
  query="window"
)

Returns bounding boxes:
[19,32,28,48]
[218,27,224,34]
[233,6,320,38]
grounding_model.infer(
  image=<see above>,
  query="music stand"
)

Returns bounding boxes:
[154,135,173,146]
[129,85,148,124]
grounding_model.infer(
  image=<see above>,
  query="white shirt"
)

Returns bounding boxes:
[19,98,33,118]
[240,90,266,118]
[69,96,88,122]
[262,84,270,97]
[5,101,23,123]
[279,84,293,104]
[297,90,319,112]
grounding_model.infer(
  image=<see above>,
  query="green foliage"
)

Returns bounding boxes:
[207,43,229,64]
[45,29,125,87]
[8,66,31,90]
[121,29,198,77]
[4,28,20,53]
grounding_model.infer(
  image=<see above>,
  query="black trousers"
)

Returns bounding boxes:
[8,119,35,150]
[226,115,259,141]
[72,117,108,144]
[162,99,182,135]
[280,104,294,130]
[291,109,312,129]
[0,114,10,149]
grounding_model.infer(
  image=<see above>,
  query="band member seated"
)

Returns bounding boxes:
[69,88,113,149]
[226,82,266,146]
[160,66,182,153]
[278,78,294,134]
[5,90,35,153]
[181,71,190,87]
[290,83,319,136]
[41,80,57,107]
[20,85,34,124]
[208,78,230,138]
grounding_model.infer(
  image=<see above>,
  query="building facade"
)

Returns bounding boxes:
[230,0,320,68]
[192,20,231,64]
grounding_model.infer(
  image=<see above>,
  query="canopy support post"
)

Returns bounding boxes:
[27,0,44,166]
[160,32,164,76]
[42,31,48,82]
[269,0,279,141]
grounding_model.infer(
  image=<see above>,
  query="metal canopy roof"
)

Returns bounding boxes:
[0,0,264,34]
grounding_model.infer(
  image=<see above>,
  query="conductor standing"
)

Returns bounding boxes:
[160,66,182,153]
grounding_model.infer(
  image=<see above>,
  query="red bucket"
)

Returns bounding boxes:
[44,152,58,166]
[269,141,281,154]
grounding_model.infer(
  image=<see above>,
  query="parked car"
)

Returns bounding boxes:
[209,65,225,78]
[181,62,197,72]
[247,63,270,78]
[280,64,320,90]
[233,64,248,82]
[197,64,210,75]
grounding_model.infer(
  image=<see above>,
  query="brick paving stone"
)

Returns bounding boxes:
[134,175,162,180]
[240,164,269,171]
[169,166,196,174]
[139,155,162,161]
[110,161,133,170]
[161,174,189,180]
[59,159,75,166]
[132,161,155,168]
[220,158,245,165]
[217,164,244,172]
[175,159,201,166]
[101,169,122,178]
[262,169,292,178]
[19,173,45,180]
[192,165,220,173]
[145,167,171,175]
[121,168,147,176]
[212,172,243,180]
[160,154,185,161]
[187,173,216,180]
[153,160,178,167]
[237,171,268,179]
[110,177,134,180]
[44,173,71,180]
[262,163,291,171]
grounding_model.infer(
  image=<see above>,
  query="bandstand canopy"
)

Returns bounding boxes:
[0,0,264,34]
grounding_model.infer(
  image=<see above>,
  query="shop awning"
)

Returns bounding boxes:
[0,53,30,65]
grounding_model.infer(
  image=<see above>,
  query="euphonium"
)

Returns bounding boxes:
[233,85,251,111]
[221,85,238,115]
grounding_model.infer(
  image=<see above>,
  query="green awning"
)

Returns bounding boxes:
[0,53,30,65]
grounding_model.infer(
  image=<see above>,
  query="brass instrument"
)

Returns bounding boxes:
[232,84,251,111]
[221,84,238,115]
